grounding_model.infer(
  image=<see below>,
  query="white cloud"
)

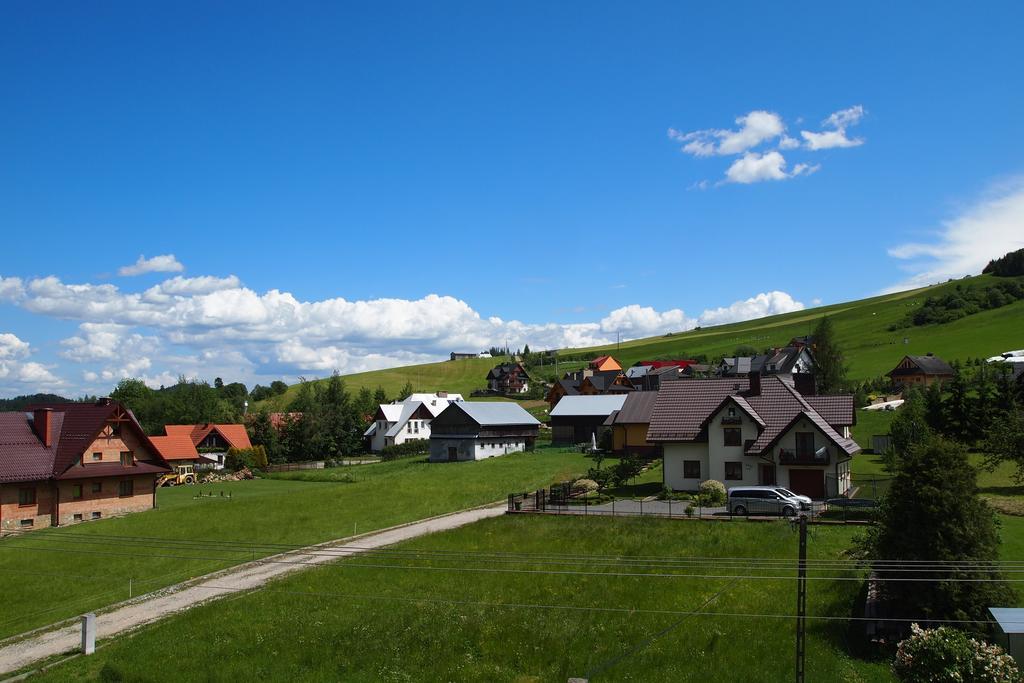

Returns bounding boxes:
[724,151,790,184]
[884,177,1024,292]
[0,333,64,391]
[669,110,786,157]
[0,333,30,360]
[0,277,25,302]
[697,291,806,327]
[800,105,865,150]
[671,105,864,185]
[118,254,185,277]
[599,305,691,337]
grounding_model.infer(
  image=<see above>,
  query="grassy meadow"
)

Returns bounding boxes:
[0,449,594,639]
[29,515,894,682]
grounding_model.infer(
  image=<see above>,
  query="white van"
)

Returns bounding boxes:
[727,486,811,517]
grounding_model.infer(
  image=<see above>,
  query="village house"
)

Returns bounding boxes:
[604,391,660,457]
[545,378,581,408]
[648,373,858,499]
[486,362,532,394]
[717,356,753,377]
[751,346,815,378]
[886,354,955,388]
[589,355,622,372]
[428,402,539,462]
[363,392,465,452]
[0,399,171,531]
[579,370,634,396]
[549,394,627,446]
[153,423,252,470]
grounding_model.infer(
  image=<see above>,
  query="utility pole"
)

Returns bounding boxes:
[795,514,807,683]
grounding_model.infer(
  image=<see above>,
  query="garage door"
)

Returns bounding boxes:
[788,470,825,499]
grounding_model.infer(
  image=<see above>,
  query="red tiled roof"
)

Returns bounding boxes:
[165,423,252,450]
[150,434,201,461]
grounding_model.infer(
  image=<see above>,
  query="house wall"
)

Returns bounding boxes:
[54,475,156,526]
[771,418,850,497]
[428,437,527,462]
[550,416,608,445]
[613,424,659,456]
[0,482,55,531]
[663,443,709,490]
[706,408,761,487]
[79,426,158,466]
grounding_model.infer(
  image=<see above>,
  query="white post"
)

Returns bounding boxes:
[81,613,96,655]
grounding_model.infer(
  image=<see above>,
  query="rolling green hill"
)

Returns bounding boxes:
[258,274,1024,410]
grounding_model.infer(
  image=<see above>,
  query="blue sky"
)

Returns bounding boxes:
[1,2,1023,395]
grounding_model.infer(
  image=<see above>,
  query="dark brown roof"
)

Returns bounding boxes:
[887,355,955,377]
[610,392,659,425]
[0,411,64,483]
[804,395,856,426]
[648,376,859,457]
[2,401,170,483]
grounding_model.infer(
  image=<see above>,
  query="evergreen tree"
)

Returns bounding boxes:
[373,386,388,405]
[984,409,1024,483]
[812,316,848,394]
[397,381,414,402]
[944,363,972,443]
[248,410,279,462]
[860,436,1015,629]
[923,380,945,432]
[888,388,932,466]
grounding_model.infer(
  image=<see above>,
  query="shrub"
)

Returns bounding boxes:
[572,478,599,494]
[379,440,430,461]
[586,467,614,491]
[685,502,696,517]
[225,446,269,471]
[893,623,1019,682]
[698,479,727,506]
[610,453,644,487]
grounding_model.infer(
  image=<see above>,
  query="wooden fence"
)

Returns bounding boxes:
[264,461,325,472]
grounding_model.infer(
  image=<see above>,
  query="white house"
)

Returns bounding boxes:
[648,374,859,499]
[428,402,540,462]
[363,392,465,452]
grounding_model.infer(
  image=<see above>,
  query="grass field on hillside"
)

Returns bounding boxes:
[31,515,894,682]
[256,274,1024,408]
[0,450,594,639]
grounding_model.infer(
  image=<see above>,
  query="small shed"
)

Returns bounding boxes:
[549,395,627,446]
[989,608,1024,661]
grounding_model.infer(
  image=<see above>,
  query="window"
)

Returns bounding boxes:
[120,451,134,467]
[727,407,736,417]
[19,518,33,528]
[72,484,83,500]
[18,488,35,506]
[119,480,134,497]
[795,432,815,457]
[683,460,701,479]
[92,452,102,461]
[92,482,102,493]
[406,423,412,433]
[723,428,742,447]
[73,513,83,522]
[91,511,101,520]
[724,462,743,480]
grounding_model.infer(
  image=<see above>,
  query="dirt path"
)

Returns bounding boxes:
[0,503,506,675]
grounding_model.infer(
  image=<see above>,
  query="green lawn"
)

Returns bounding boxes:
[0,450,595,639]
[30,515,893,682]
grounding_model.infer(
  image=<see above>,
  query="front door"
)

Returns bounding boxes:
[759,464,777,485]
[789,469,825,499]
[447,446,458,462]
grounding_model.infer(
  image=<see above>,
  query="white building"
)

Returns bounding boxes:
[428,402,540,462]
[649,374,859,499]
[363,392,464,452]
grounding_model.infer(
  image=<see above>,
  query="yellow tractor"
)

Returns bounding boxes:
[157,464,198,487]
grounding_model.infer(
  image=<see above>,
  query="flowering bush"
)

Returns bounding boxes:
[698,479,727,506]
[893,623,1020,682]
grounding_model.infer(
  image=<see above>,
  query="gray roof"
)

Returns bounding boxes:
[990,608,1024,634]
[454,401,540,426]
[550,395,628,418]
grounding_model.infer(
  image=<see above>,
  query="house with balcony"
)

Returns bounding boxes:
[363,392,465,452]
[486,362,532,395]
[648,373,858,499]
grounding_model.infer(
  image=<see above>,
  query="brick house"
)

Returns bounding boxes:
[0,399,171,532]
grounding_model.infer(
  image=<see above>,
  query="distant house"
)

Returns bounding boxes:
[604,391,660,457]
[363,392,465,452]
[629,365,686,391]
[579,371,634,396]
[589,355,622,372]
[648,374,858,499]
[549,395,628,446]
[789,335,815,349]
[886,354,955,388]
[450,352,483,361]
[154,423,253,470]
[0,399,171,531]
[428,402,540,462]
[680,363,711,378]
[486,363,532,394]
[545,378,580,408]
[751,347,815,378]
[717,357,753,377]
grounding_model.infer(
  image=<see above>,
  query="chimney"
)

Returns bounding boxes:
[437,391,447,398]
[96,396,112,406]
[33,408,53,448]
[793,373,816,396]
[748,371,761,396]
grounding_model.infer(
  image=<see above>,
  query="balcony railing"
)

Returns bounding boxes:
[778,447,830,466]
